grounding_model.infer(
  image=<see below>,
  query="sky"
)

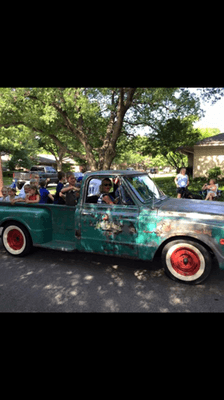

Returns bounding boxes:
[137,89,224,136]
[193,92,224,133]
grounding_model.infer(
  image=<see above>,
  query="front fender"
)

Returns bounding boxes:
[155,218,224,270]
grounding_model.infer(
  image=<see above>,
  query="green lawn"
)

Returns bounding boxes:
[3,177,12,187]
[153,176,224,200]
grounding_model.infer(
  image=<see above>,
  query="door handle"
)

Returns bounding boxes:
[82,211,94,216]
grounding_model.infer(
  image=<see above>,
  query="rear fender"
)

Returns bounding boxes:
[0,204,52,244]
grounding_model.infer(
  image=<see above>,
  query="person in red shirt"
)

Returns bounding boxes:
[25,185,40,204]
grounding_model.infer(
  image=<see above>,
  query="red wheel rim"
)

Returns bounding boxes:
[7,229,24,251]
[170,247,201,276]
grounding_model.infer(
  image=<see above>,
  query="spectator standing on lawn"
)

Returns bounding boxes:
[174,168,189,199]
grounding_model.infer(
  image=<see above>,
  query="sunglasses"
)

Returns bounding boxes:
[103,183,112,187]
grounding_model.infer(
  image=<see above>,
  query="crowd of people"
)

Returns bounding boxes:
[0,168,220,204]
[0,171,81,206]
[0,171,131,207]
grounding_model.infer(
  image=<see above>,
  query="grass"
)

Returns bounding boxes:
[153,176,224,201]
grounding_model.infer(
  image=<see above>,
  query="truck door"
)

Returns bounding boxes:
[79,176,139,258]
[80,202,115,256]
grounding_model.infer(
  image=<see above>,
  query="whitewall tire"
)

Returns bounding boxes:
[161,239,212,285]
[2,222,32,257]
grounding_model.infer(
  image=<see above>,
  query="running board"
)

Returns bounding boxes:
[37,240,76,252]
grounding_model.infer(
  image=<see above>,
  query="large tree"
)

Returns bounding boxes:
[0,87,202,169]
[0,87,138,171]
[1,87,223,193]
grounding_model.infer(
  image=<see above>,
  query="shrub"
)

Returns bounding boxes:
[207,167,222,181]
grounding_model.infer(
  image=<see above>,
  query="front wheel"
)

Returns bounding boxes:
[2,222,33,257]
[161,239,212,284]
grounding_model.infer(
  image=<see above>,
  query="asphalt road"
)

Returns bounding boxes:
[1,236,224,312]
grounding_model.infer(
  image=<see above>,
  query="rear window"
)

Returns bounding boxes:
[45,167,57,173]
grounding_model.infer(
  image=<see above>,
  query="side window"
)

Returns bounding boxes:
[84,176,135,205]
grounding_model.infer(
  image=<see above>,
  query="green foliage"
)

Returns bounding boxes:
[207,167,222,181]
[6,149,37,170]
[0,87,222,174]
[141,116,200,170]
[0,122,39,170]
[198,127,220,140]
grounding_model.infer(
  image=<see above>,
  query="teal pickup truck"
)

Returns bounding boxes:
[1,170,224,285]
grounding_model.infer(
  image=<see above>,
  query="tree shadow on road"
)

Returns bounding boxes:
[1,242,224,312]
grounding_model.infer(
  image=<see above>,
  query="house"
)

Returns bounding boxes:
[178,133,224,178]
[37,154,80,172]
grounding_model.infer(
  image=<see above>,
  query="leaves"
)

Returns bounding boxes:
[0,87,222,173]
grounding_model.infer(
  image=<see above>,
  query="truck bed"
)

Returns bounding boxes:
[0,203,78,249]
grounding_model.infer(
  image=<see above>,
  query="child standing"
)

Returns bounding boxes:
[54,171,66,204]
[0,186,9,202]
[60,172,80,206]
[25,185,40,204]
[39,181,54,204]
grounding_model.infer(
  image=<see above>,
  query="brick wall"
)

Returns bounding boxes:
[193,145,224,178]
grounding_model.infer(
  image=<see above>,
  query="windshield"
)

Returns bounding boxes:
[125,174,166,203]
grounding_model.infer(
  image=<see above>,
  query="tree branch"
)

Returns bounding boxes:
[0,121,25,128]
[124,88,137,111]
[48,134,87,161]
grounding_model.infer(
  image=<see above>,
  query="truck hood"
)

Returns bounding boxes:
[156,197,224,220]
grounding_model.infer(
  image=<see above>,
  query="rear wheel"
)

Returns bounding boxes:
[2,222,33,257]
[161,239,212,284]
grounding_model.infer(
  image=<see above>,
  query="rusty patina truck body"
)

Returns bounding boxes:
[1,170,224,284]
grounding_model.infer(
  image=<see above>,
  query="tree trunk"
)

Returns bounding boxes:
[98,88,137,171]
[86,154,98,171]
[56,158,63,171]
